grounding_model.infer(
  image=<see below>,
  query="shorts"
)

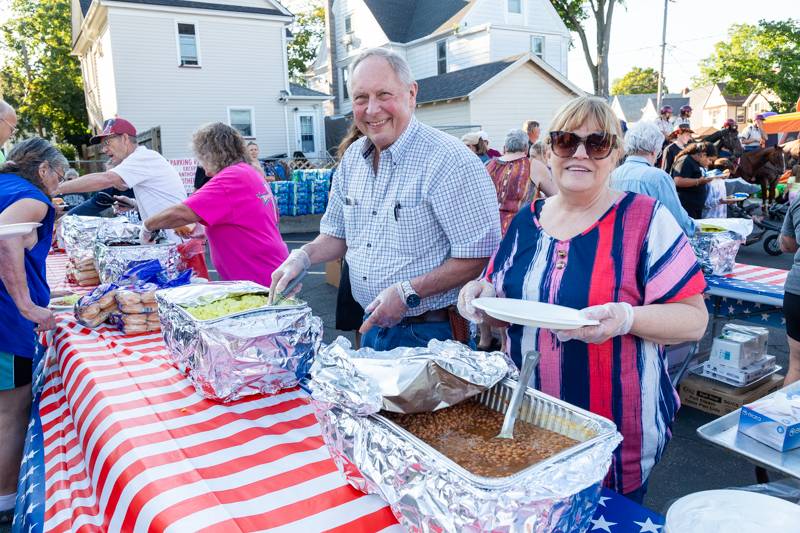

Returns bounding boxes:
[0,352,32,390]
[785,291,800,342]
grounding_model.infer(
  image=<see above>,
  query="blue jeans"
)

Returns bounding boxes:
[743,145,760,153]
[622,480,649,504]
[361,319,452,351]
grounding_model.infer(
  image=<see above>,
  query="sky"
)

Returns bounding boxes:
[566,0,799,94]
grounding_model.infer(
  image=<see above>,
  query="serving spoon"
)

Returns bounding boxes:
[495,350,541,440]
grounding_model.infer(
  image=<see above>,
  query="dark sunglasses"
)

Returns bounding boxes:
[549,131,617,160]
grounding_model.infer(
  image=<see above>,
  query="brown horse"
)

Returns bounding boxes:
[733,146,787,210]
[703,128,743,158]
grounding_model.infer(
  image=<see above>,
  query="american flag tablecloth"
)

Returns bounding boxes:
[14,319,400,532]
[704,263,787,328]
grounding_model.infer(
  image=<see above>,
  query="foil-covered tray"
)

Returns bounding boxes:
[314,378,621,532]
[156,281,322,402]
[690,230,742,276]
[58,215,120,261]
[95,241,183,283]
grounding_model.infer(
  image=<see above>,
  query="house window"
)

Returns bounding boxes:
[342,67,349,100]
[530,35,544,59]
[508,0,522,14]
[177,23,199,66]
[436,40,447,75]
[736,106,746,124]
[344,14,352,34]
[299,115,316,153]
[228,107,254,137]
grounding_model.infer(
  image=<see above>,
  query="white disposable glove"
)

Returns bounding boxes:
[556,302,635,344]
[457,279,495,324]
[269,248,311,298]
[359,283,407,333]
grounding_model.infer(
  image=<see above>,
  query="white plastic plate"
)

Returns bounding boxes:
[472,297,599,330]
[0,222,41,240]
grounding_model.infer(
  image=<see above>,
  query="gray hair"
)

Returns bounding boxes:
[0,137,68,195]
[0,100,14,119]
[529,140,548,159]
[64,168,79,180]
[349,47,414,91]
[504,129,529,154]
[624,121,664,156]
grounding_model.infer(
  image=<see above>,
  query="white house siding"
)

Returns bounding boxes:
[406,41,438,80]
[81,26,117,130]
[414,100,473,138]
[447,30,491,73]
[285,101,327,158]
[464,0,568,36]
[469,63,576,150]
[489,27,566,75]
[105,7,289,159]
[190,0,286,10]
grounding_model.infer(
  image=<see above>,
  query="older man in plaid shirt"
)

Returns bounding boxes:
[271,48,500,350]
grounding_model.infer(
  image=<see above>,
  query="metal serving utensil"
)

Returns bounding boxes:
[269,270,307,306]
[495,350,541,440]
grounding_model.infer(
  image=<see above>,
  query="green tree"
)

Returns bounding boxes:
[550,0,624,97]
[696,19,800,113]
[0,0,89,149]
[611,67,664,95]
[287,3,325,84]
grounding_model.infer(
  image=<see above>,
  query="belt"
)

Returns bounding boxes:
[403,308,450,324]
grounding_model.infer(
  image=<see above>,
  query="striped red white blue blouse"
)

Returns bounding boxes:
[485,192,706,494]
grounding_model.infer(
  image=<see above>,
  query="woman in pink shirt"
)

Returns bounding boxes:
[144,123,289,285]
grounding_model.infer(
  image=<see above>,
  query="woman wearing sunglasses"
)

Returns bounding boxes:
[458,96,708,503]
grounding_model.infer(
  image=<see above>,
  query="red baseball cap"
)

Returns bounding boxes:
[90,117,137,144]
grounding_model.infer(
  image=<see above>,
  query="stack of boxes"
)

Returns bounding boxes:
[269,169,333,217]
[700,324,776,387]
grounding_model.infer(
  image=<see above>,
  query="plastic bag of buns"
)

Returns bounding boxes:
[74,284,118,327]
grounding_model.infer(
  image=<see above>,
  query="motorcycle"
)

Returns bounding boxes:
[729,202,787,256]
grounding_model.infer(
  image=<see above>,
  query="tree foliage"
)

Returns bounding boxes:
[550,0,623,97]
[287,3,325,84]
[611,67,665,95]
[696,19,800,113]
[0,0,89,148]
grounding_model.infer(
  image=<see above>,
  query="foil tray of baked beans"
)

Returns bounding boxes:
[314,378,621,532]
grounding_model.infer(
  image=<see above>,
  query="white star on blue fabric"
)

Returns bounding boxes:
[597,496,611,507]
[590,515,617,532]
[633,517,662,533]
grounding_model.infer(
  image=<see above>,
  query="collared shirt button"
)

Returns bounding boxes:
[366,243,371,248]
[557,250,567,258]
[372,210,377,215]
[556,262,566,270]
[362,276,367,281]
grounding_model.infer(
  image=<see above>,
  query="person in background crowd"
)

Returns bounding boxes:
[270,47,500,351]
[67,160,136,218]
[246,141,270,181]
[461,131,491,163]
[193,165,211,191]
[523,120,540,149]
[0,138,66,525]
[487,129,542,233]
[740,114,767,152]
[703,158,734,219]
[57,169,88,207]
[671,142,717,219]
[528,141,558,197]
[678,105,692,125]
[144,122,288,286]
[334,123,366,345]
[655,105,674,141]
[0,101,17,164]
[780,192,800,384]
[56,118,187,242]
[717,118,739,158]
[459,96,708,503]
[611,121,696,236]
[660,124,694,174]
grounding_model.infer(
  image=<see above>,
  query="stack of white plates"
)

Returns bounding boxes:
[0,222,41,240]
[665,489,800,532]
[471,298,599,330]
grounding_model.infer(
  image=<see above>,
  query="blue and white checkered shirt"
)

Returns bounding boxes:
[320,117,501,316]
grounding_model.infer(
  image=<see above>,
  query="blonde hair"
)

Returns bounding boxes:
[192,122,248,174]
[545,96,623,161]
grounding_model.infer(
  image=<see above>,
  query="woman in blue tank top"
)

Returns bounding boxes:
[0,137,67,522]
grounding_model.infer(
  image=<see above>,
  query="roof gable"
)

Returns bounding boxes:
[289,82,331,97]
[612,93,655,122]
[415,58,514,104]
[363,0,473,43]
[80,0,286,16]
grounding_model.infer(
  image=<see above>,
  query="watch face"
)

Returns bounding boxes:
[406,294,421,308]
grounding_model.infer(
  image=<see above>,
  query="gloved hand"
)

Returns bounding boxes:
[556,302,635,344]
[174,224,196,238]
[457,279,495,324]
[358,283,407,333]
[140,227,157,244]
[270,248,311,299]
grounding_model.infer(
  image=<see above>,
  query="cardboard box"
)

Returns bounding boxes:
[739,395,800,452]
[679,373,785,416]
[325,259,342,288]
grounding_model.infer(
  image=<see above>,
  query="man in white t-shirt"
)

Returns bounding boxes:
[57,118,187,242]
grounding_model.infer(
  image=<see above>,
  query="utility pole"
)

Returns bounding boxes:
[656,0,669,110]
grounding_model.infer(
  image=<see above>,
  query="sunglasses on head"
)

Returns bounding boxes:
[549,131,617,160]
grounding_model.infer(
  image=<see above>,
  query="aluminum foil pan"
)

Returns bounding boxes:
[95,241,183,283]
[156,281,322,402]
[95,217,142,245]
[311,337,514,415]
[690,230,742,276]
[58,215,122,261]
[314,379,621,532]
